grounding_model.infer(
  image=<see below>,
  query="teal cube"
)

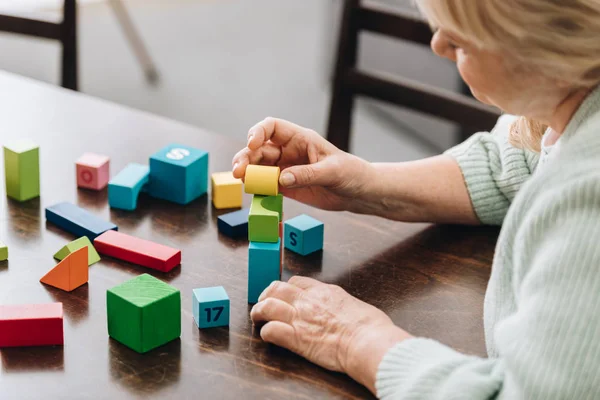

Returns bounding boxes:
[193,286,230,329]
[284,214,324,256]
[148,144,209,205]
[107,274,181,353]
[248,240,280,303]
[108,163,150,211]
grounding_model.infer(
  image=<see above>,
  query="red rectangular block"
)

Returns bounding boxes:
[94,230,181,272]
[0,303,64,347]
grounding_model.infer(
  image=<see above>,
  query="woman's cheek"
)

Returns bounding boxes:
[457,60,493,105]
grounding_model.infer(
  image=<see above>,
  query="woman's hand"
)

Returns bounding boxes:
[251,276,412,394]
[231,117,373,211]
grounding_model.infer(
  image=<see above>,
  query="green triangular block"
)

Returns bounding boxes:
[54,236,101,266]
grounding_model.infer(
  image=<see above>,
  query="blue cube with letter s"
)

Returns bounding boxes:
[284,214,324,256]
[148,144,209,205]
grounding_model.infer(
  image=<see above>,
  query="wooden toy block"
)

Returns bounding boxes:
[45,201,118,240]
[217,208,249,238]
[40,247,88,292]
[3,139,40,202]
[0,240,7,261]
[148,144,209,205]
[244,165,280,196]
[248,194,283,243]
[94,230,181,272]
[108,163,150,211]
[248,240,281,303]
[76,153,110,190]
[279,221,283,274]
[192,286,230,329]
[0,303,63,347]
[54,236,100,266]
[284,214,324,256]
[211,171,242,209]
[107,273,181,353]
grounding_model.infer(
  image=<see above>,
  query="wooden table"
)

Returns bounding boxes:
[0,71,499,399]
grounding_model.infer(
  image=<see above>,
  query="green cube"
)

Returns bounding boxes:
[4,139,40,202]
[0,241,7,261]
[249,194,283,243]
[54,236,101,266]
[107,274,181,353]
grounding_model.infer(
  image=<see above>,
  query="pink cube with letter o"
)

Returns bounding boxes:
[76,153,110,190]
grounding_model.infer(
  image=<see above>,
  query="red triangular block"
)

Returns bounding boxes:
[40,247,89,292]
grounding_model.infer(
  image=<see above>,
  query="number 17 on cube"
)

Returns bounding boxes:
[193,286,230,329]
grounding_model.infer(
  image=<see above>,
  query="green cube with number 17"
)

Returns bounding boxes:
[193,286,230,329]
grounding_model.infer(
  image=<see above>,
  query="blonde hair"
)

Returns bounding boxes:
[415,0,600,152]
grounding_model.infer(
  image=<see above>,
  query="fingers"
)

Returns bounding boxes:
[259,321,297,350]
[251,297,296,325]
[232,142,282,179]
[247,117,306,150]
[279,158,337,188]
[258,281,302,304]
[288,276,321,290]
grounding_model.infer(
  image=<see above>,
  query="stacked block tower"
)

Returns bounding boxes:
[245,165,283,303]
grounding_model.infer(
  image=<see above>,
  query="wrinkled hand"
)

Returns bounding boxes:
[232,117,373,211]
[251,276,411,393]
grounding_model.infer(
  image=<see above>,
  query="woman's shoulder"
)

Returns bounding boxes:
[511,112,600,218]
[522,118,600,215]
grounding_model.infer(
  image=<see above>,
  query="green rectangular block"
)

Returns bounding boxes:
[0,241,7,261]
[4,140,40,202]
[54,236,101,266]
[249,194,283,243]
[107,273,181,353]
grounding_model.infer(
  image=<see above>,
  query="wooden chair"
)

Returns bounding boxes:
[0,0,78,90]
[327,0,501,152]
[0,0,159,91]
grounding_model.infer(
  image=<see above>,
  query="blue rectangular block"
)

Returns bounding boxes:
[148,144,209,205]
[248,240,280,303]
[217,208,249,239]
[46,202,118,240]
[284,214,324,256]
[108,163,150,211]
[193,286,230,329]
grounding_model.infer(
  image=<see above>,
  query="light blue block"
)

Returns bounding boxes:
[193,286,230,329]
[108,163,150,211]
[284,214,324,256]
[248,240,281,303]
[148,144,209,205]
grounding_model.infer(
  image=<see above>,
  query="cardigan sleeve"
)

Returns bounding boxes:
[444,115,539,225]
[375,171,600,400]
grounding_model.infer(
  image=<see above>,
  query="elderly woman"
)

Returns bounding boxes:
[232,0,600,398]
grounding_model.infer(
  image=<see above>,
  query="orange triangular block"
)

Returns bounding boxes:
[40,246,89,292]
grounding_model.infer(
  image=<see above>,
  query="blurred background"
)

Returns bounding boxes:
[0,0,491,162]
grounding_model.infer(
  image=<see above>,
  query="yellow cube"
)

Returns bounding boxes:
[244,165,280,196]
[211,172,243,209]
